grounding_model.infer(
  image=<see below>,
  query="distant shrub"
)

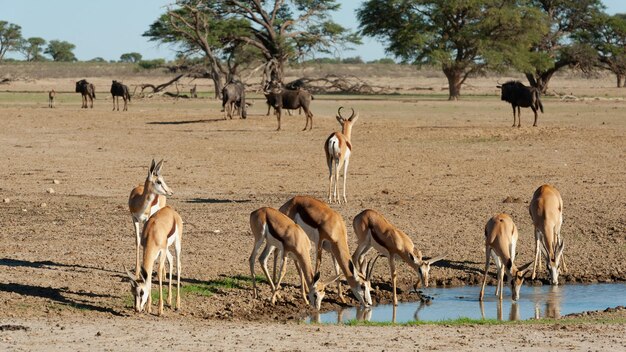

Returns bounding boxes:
[368,58,396,64]
[341,56,364,64]
[137,59,166,70]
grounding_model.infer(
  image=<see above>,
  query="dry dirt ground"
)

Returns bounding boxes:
[0,74,625,351]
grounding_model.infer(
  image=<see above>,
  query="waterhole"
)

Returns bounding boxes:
[306,283,625,324]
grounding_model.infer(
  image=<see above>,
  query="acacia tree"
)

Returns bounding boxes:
[525,0,605,92]
[357,0,546,100]
[145,0,358,97]
[20,37,46,61]
[44,40,77,61]
[144,1,251,98]
[120,52,143,63]
[225,0,360,84]
[576,13,626,87]
[0,21,23,61]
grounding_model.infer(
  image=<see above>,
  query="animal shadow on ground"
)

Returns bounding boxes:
[146,118,224,125]
[186,198,251,204]
[0,282,124,316]
[0,258,120,275]
[436,259,483,275]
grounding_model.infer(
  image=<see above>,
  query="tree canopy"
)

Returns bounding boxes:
[120,52,143,63]
[0,21,23,61]
[20,37,46,61]
[144,0,359,97]
[575,12,626,87]
[524,0,605,92]
[357,0,546,100]
[44,40,77,62]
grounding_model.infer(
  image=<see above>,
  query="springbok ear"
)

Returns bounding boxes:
[312,272,321,285]
[349,113,359,123]
[154,159,164,176]
[323,274,342,286]
[427,254,446,265]
[124,265,137,283]
[518,261,534,272]
[336,115,344,124]
[149,159,156,175]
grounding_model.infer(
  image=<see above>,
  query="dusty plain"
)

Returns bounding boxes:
[0,67,625,351]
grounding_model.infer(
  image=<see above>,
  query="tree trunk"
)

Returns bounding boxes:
[527,70,556,94]
[209,60,224,99]
[443,69,462,101]
[617,74,624,88]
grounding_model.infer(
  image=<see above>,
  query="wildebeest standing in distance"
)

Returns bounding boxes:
[263,80,314,131]
[497,80,544,127]
[75,79,96,108]
[221,80,247,119]
[265,79,306,116]
[110,80,131,111]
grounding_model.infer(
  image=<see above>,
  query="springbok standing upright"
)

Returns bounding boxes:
[351,209,445,305]
[529,184,566,285]
[128,159,173,276]
[125,206,182,316]
[48,89,56,108]
[325,107,359,204]
[479,214,533,301]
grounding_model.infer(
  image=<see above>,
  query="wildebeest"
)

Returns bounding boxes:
[221,80,247,119]
[265,79,307,116]
[263,80,314,131]
[110,80,131,111]
[497,80,543,127]
[75,79,96,109]
[48,89,56,108]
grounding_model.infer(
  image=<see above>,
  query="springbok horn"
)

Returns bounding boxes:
[337,106,344,118]
[366,255,382,280]
[348,107,355,120]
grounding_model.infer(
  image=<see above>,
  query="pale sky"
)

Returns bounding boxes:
[3,0,626,62]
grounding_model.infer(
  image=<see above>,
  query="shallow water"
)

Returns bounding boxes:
[306,283,626,324]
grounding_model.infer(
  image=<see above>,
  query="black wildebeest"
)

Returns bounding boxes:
[497,80,544,127]
[264,80,314,131]
[110,80,131,111]
[265,79,307,116]
[75,79,96,109]
[221,80,247,119]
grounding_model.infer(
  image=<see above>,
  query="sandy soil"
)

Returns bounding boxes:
[0,74,624,350]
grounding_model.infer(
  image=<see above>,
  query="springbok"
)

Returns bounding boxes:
[529,184,566,285]
[249,207,339,309]
[48,89,56,108]
[325,107,359,204]
[128,159,173,277]
[279,195,372,307]
[351,209,445,305]
[125,206,182,316]
[479,214,533,301]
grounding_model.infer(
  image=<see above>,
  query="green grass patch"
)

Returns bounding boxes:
[123,274,268,306]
